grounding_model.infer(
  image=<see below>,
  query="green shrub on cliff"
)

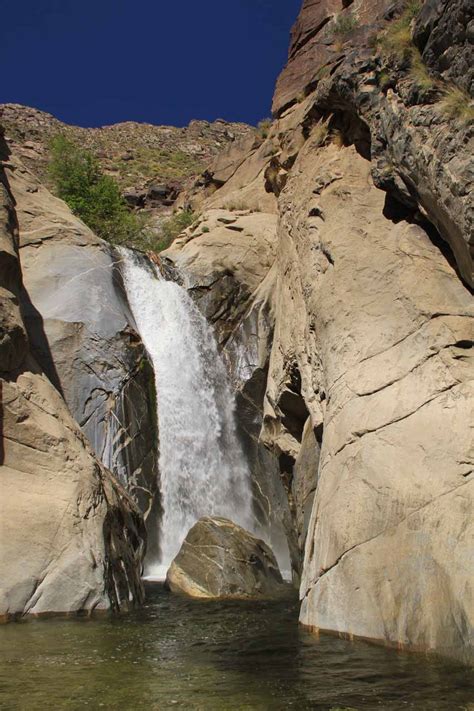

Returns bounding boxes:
[332,13,358,37]
[379,1,421,57]
[157,209,195,251]
[49,135,152,248]
[439,87,474,125]
[257,118,272,139]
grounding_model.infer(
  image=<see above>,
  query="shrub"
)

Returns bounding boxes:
[49,135,152,249]
[312,119,330,148]
[380,1,421,57]
[409,50,436,90]
[257,118,272,139]
[224,200,248,212]
[332,13,358,38]
[439,87,474,125]
[378,70,391,89]
[330,128,345,148]
[157,209,195,251]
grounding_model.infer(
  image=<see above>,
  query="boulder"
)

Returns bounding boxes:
[146,182,181,206]
[123,188,146,208]
[166,517,288,599]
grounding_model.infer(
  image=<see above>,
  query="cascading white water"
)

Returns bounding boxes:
[120,250,255,579]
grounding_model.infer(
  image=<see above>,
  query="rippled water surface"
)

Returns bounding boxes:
[0,583,472,710]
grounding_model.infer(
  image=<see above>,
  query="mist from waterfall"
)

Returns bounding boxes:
[120,250,255,579]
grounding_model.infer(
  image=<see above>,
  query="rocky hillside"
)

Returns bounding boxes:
[0,103,254,208]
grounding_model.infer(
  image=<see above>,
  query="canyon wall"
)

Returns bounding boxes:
[167,0,473,662]
[0,132,146,617]
[7,150,159,522]
[0,0,472,662]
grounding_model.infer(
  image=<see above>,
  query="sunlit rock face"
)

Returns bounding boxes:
[0,133,146,617]
[5,149,159,522]
[273,0,473,288]
[166,0,474,662]
[271,140,473,664]
[166,517,288,599]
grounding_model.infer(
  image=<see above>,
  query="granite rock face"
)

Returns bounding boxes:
[413,0,474,93]
[5,150,159,521]
[166,517,288,599]
[0,133,146,617]
[167,0,473,662]
[273,0,474,288]
[269,139,473,664]
[273,0,392,117]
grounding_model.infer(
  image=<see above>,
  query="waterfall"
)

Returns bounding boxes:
[119,250,255,579]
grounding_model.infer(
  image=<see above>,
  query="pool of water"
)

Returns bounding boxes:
[0,583,472,710]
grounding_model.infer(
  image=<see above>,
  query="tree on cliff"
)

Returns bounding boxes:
[49,135,151,248]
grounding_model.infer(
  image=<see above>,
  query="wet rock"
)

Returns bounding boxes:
[166,517,288,599]
[6,149,159,522]
[0,133,146,618]
[164,209,295,576]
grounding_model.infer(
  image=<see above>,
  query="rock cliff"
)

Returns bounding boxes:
[6,150,159,524]
[165,0,473,663]
[0,132,146,617]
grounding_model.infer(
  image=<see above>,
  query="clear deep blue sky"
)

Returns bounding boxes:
[2,0,302,128]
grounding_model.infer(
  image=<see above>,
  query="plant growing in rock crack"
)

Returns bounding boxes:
[330,128,345,149]
[312,119,330,148]
[257,118,273,139]
[377,70,392,89]
[408,50,436,90]
[331,12,358,50]
[439,87,474,125]
[378,2,437,93]
[379,1,421,58]
[332,12,358,37]
[225,200,249,212]
[157,209,195,251]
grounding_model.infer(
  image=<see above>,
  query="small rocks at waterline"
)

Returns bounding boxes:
[165,517,290,599]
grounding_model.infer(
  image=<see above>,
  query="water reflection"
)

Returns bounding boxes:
[0,583,472,710]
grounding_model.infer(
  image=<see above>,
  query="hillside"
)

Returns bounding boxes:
[0,103,254,206]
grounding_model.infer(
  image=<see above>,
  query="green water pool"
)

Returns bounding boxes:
[0,583,472,710]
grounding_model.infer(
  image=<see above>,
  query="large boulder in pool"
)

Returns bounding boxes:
[166,517,288,599]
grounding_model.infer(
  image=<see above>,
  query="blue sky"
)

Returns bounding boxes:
[2,0,302,127]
